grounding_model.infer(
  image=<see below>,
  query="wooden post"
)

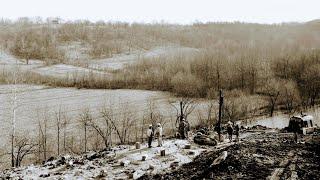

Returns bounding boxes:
[218,90,223,142]
[84,122,87,153]
[180,101,183,122]
[160,150,165,156]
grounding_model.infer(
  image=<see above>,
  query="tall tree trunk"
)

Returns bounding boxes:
[84,123,87,153]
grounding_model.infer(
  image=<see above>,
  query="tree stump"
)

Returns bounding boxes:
[142,155,147,161]
[185,144,191,149]
[135,142,141,149]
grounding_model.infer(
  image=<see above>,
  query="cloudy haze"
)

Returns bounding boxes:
[0,0,319,24]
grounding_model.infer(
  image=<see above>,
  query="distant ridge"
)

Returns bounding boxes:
[306,19,320,25]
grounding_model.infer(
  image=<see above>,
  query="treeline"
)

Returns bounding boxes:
[117,48,320,116]
[1,18,319,61]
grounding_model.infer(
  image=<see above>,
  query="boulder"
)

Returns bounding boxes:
[170,161,179,169]
[142,155,147,161]
[211,151,228,166]
[120,160,130,166]
[194,132,218,146]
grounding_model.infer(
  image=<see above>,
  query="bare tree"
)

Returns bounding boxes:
[10,82,17,167]
[119,104,136,144]
[96,103,137,145]
[55,107,63,156]
[62,113,69,154]
[85,106,115,149]
[37,111,48,162]
[145,100,166,127]
[261,78,282,117]
[8,64,21,167]
[79,108,92,153]
[206,101,216,127]
[13,136,37,167]
[99,105,124,144]
[301,64,320,107]
[279,80,301,115]
[170,98,196,138]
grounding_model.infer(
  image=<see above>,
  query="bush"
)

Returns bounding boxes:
[10,28,65,63]
[170,72,205,97]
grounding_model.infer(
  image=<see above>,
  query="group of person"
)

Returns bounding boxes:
[227,122,240,142]
[146,123,163,148]
[146,121,239,148]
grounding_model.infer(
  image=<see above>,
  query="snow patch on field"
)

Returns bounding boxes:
[59,42,90,61]
[88,46,199,71]
[0,84,47,94]
[0,52,44,71]
[32,64,111,78]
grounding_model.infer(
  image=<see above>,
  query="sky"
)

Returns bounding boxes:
[0,0,319,24]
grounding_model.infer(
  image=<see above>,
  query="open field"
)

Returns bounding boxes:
[0,84,213,147]
[31,64,111,79]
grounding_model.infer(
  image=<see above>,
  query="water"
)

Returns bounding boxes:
[247,109,320,129]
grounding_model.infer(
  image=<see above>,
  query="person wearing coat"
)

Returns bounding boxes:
[227,123,233,142]
[147,125,154,148]
[155,123,163,147]
[234,124,240,142]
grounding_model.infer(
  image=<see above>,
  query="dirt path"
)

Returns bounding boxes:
[267,150,294,180]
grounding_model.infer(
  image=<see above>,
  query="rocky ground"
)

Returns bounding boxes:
[0,139,206,179]
[140,130,320,180]
[1,128,319,179]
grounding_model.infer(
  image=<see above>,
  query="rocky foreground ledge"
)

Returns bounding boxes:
[0,139,207,179]
[1,129,319,179]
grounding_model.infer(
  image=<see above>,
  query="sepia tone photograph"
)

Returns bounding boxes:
[0,0,319,179]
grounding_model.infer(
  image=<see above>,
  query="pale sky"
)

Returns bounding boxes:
[0,0,319,24]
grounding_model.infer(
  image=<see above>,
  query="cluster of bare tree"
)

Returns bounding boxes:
[1,18,319,61]
[9,26,64,64]
[0,99,178,169]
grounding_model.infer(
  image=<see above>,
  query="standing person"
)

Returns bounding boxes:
[294,132,298,143]
[179,118,188,139]
[155,123,163,147]
[235,124,240,142]
[147,125,153,148]
[227,122,233,142]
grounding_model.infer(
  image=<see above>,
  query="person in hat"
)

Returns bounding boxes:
[155,123,163,147]
[178,118,190,139]
[227,123,233,142]
[147,125,154,148]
